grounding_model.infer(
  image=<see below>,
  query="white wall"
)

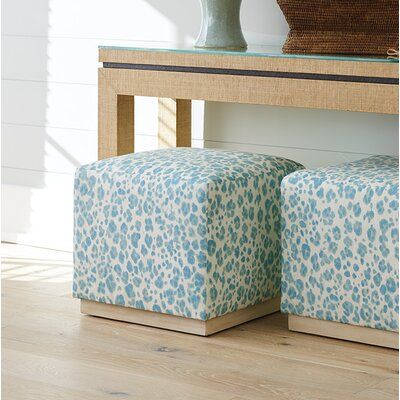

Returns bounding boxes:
[2,0,398,251]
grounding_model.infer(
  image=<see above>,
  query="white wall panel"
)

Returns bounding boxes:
[2,80,97,131]
[1,124,190,175]
[2,168,74,250]
[2,36,99,84]
[204,102,399,158]
[1,0,200,44]
[2,124,97,174]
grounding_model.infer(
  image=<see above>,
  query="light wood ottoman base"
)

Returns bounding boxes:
[81,297,280,336]
[289,315,399,349]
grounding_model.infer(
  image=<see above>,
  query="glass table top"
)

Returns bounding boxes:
[100,41,398,64]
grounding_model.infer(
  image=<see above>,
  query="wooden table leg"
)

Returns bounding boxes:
[98,70,134,160]
[158,98,191,148]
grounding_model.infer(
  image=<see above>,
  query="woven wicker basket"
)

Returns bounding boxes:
[277,0,399,55]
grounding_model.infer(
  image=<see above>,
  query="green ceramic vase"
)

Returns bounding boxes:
[195,0,247,50]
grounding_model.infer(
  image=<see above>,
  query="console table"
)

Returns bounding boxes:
[98,43,399,160]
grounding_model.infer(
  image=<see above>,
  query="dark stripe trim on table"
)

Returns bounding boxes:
[103,62,399,85]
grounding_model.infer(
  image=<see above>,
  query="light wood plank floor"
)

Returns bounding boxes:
[2,243,398,400]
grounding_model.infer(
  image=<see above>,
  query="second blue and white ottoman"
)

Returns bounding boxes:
[281,156,399,348]
[73,148,303,335]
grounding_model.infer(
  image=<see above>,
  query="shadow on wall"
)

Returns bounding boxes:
[145,0,200,43]
[1,0,50,241]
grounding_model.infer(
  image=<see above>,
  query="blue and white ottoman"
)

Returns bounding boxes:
[73,148,303,335]
[281,156,399,348]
